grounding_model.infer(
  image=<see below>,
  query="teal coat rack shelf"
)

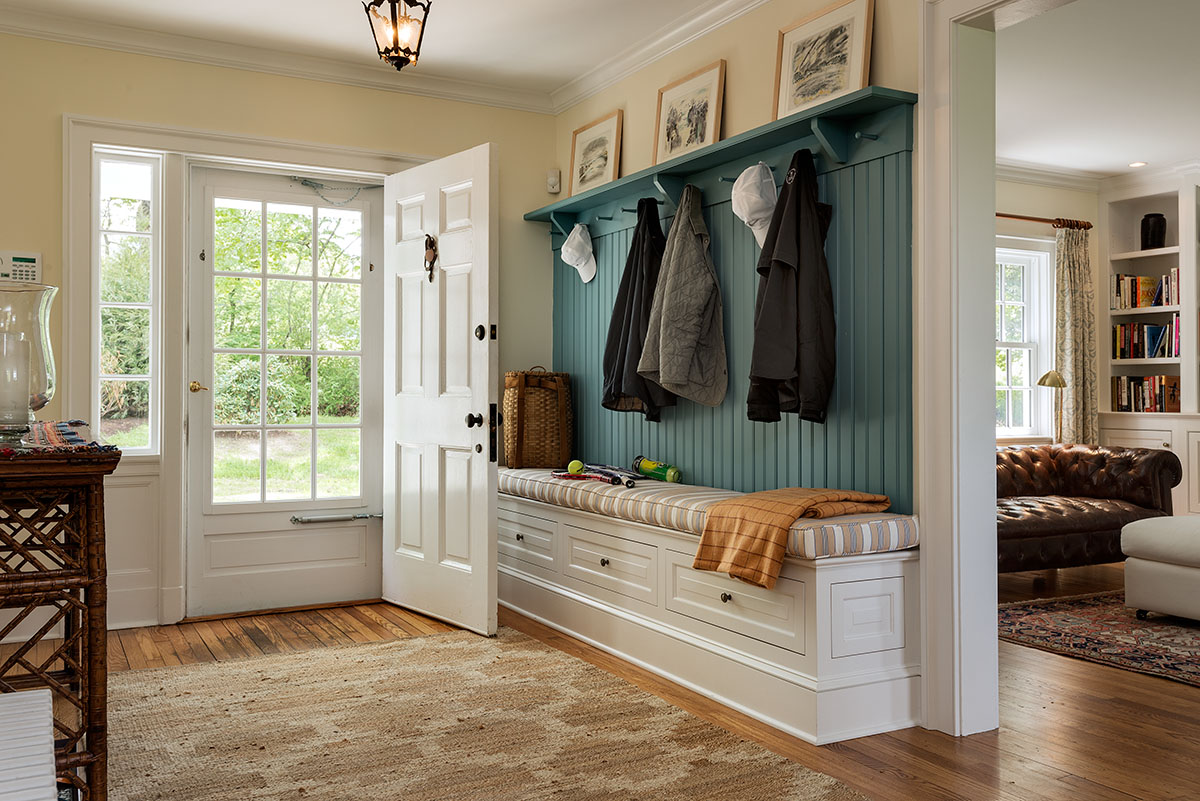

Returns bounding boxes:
[525,86,916,236]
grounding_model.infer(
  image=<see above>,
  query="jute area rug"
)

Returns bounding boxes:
[109,627,864,801]
[998,590,1200,687]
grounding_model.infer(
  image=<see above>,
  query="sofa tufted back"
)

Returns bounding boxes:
[996,444,1182,513]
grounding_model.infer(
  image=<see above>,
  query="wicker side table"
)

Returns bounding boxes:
[0,428,120,801]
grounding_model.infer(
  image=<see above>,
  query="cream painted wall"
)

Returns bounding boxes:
[554,0,918,178]
[995,178,1100,278]
[0,32,557,421]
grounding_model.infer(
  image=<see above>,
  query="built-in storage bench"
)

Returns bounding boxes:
[513,86,921,744]
[496,471,920,745]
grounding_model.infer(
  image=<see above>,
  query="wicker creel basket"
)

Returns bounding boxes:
[503,367,573,469]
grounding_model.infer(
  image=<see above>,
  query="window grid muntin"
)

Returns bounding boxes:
[994,250,1047,435]
[211,194,364,505]
[94,152,161,454]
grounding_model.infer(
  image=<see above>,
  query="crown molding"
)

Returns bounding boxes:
[4,0,774,118]
[1099,158,1200,195]
[548,0,775,112]
[0,7,556,115]
[994,159,1104,193]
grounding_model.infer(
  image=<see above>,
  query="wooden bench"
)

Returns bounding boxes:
[496,469,921,744]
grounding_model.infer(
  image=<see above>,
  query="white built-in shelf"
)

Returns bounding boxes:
[1099,410,1176,417]
[1110,357,1181,366]
[1111,245,1181,261]
[1110,305,1181,316]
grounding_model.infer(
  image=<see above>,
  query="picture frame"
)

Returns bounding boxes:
[773,0,874,120]
[569,110,623,196]
[653,60,726,165]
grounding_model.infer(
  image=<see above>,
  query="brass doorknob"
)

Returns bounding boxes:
[189,381,210,393]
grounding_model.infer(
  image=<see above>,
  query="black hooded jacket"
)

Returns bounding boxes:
[602,197,677,421]
[747,149,836,423]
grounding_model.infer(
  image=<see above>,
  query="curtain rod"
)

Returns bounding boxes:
[996,212,1093,230]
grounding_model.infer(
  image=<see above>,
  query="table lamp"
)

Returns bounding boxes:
[1037,369,1067,443]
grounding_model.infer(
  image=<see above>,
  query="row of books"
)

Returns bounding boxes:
[1110,269,1179,309]
[1111,314,1180,360]
[1111,375,1181,413]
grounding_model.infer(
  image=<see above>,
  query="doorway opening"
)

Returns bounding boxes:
[184,167,384,617]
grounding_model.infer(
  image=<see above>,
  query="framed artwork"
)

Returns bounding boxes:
[569,110,623,196]
[653,60,726,165]
[773,0,874,120]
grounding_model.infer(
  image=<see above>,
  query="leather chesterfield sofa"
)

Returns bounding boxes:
[996,444,1182,572]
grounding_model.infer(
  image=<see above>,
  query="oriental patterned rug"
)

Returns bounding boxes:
[998,590,1200,687]
[107,628,863,801]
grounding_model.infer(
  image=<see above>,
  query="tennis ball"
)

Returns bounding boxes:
[567,459,584,474]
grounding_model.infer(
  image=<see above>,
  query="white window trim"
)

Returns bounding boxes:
[995,236,1055,440]
[92,149,163,456]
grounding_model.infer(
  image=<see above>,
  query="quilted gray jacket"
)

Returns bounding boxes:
[637,184,728,406]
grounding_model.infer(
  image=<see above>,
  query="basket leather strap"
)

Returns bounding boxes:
[514,372,527,468]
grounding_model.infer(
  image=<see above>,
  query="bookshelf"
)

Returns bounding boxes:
[1097,169,1200,512]
[1101,183,1190,415]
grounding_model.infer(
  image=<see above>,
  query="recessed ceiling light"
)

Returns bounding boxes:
[1129,161,1148,168]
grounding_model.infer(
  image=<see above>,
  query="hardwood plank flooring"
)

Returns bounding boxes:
[97,568,1199,801]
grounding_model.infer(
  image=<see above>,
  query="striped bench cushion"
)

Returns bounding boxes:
[498,469,918,560]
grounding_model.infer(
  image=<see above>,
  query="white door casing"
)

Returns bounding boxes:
[383,143,499,636]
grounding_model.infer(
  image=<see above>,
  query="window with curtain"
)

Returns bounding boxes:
[996,240,1054,438]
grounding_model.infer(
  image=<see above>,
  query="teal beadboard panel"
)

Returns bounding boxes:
[551,151,913,514]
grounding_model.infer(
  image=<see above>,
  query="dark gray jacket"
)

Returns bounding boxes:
[638,184,728,407]
[602,198,677,421]
[747,149,836,423]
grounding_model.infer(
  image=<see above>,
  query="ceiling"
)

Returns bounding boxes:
[0,0,754,112]
[996,0,1200,178]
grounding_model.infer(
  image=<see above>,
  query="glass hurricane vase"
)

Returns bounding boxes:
[0,283,57,442]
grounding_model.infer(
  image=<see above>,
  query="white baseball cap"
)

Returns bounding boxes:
[561,223,597,283]
[731,162,778,248]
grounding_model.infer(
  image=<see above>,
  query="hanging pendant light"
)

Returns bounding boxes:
[363,0,432,72]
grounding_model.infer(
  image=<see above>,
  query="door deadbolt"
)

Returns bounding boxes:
[189,381,210,393]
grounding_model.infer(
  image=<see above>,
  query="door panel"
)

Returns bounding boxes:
[186,168,383,617]
[383,144,498,635]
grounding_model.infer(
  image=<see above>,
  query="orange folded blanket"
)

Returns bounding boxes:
[693,487,891,589]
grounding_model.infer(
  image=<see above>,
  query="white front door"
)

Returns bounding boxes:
[185,168,384,617]
[382,144,498,636]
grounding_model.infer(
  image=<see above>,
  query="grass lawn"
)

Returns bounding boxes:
[100,417,360,502]
[213,426,360,502]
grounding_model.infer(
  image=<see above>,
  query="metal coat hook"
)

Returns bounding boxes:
[855,131,879,140]
[424,234,438,283]
[596,214,613,221]
[622,208,637,214]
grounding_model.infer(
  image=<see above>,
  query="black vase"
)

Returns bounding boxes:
[1141,213,1167,250]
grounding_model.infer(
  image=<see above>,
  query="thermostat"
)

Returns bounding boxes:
[0,252,41,283]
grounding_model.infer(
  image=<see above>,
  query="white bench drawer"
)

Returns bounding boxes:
[564,524,658,604]
[663,549,806,654]
[498,508,557,571]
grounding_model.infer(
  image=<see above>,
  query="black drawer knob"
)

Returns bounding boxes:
[600,557,610,567]
[720,592,732,604]
[515,533,524,541]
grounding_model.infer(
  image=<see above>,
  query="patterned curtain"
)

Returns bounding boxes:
[1054,227,1098,444]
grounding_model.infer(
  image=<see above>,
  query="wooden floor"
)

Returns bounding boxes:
[106,602,454,671]
[98,566,1199,801]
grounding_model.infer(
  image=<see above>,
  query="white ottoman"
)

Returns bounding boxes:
[1122,516,1200,621]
